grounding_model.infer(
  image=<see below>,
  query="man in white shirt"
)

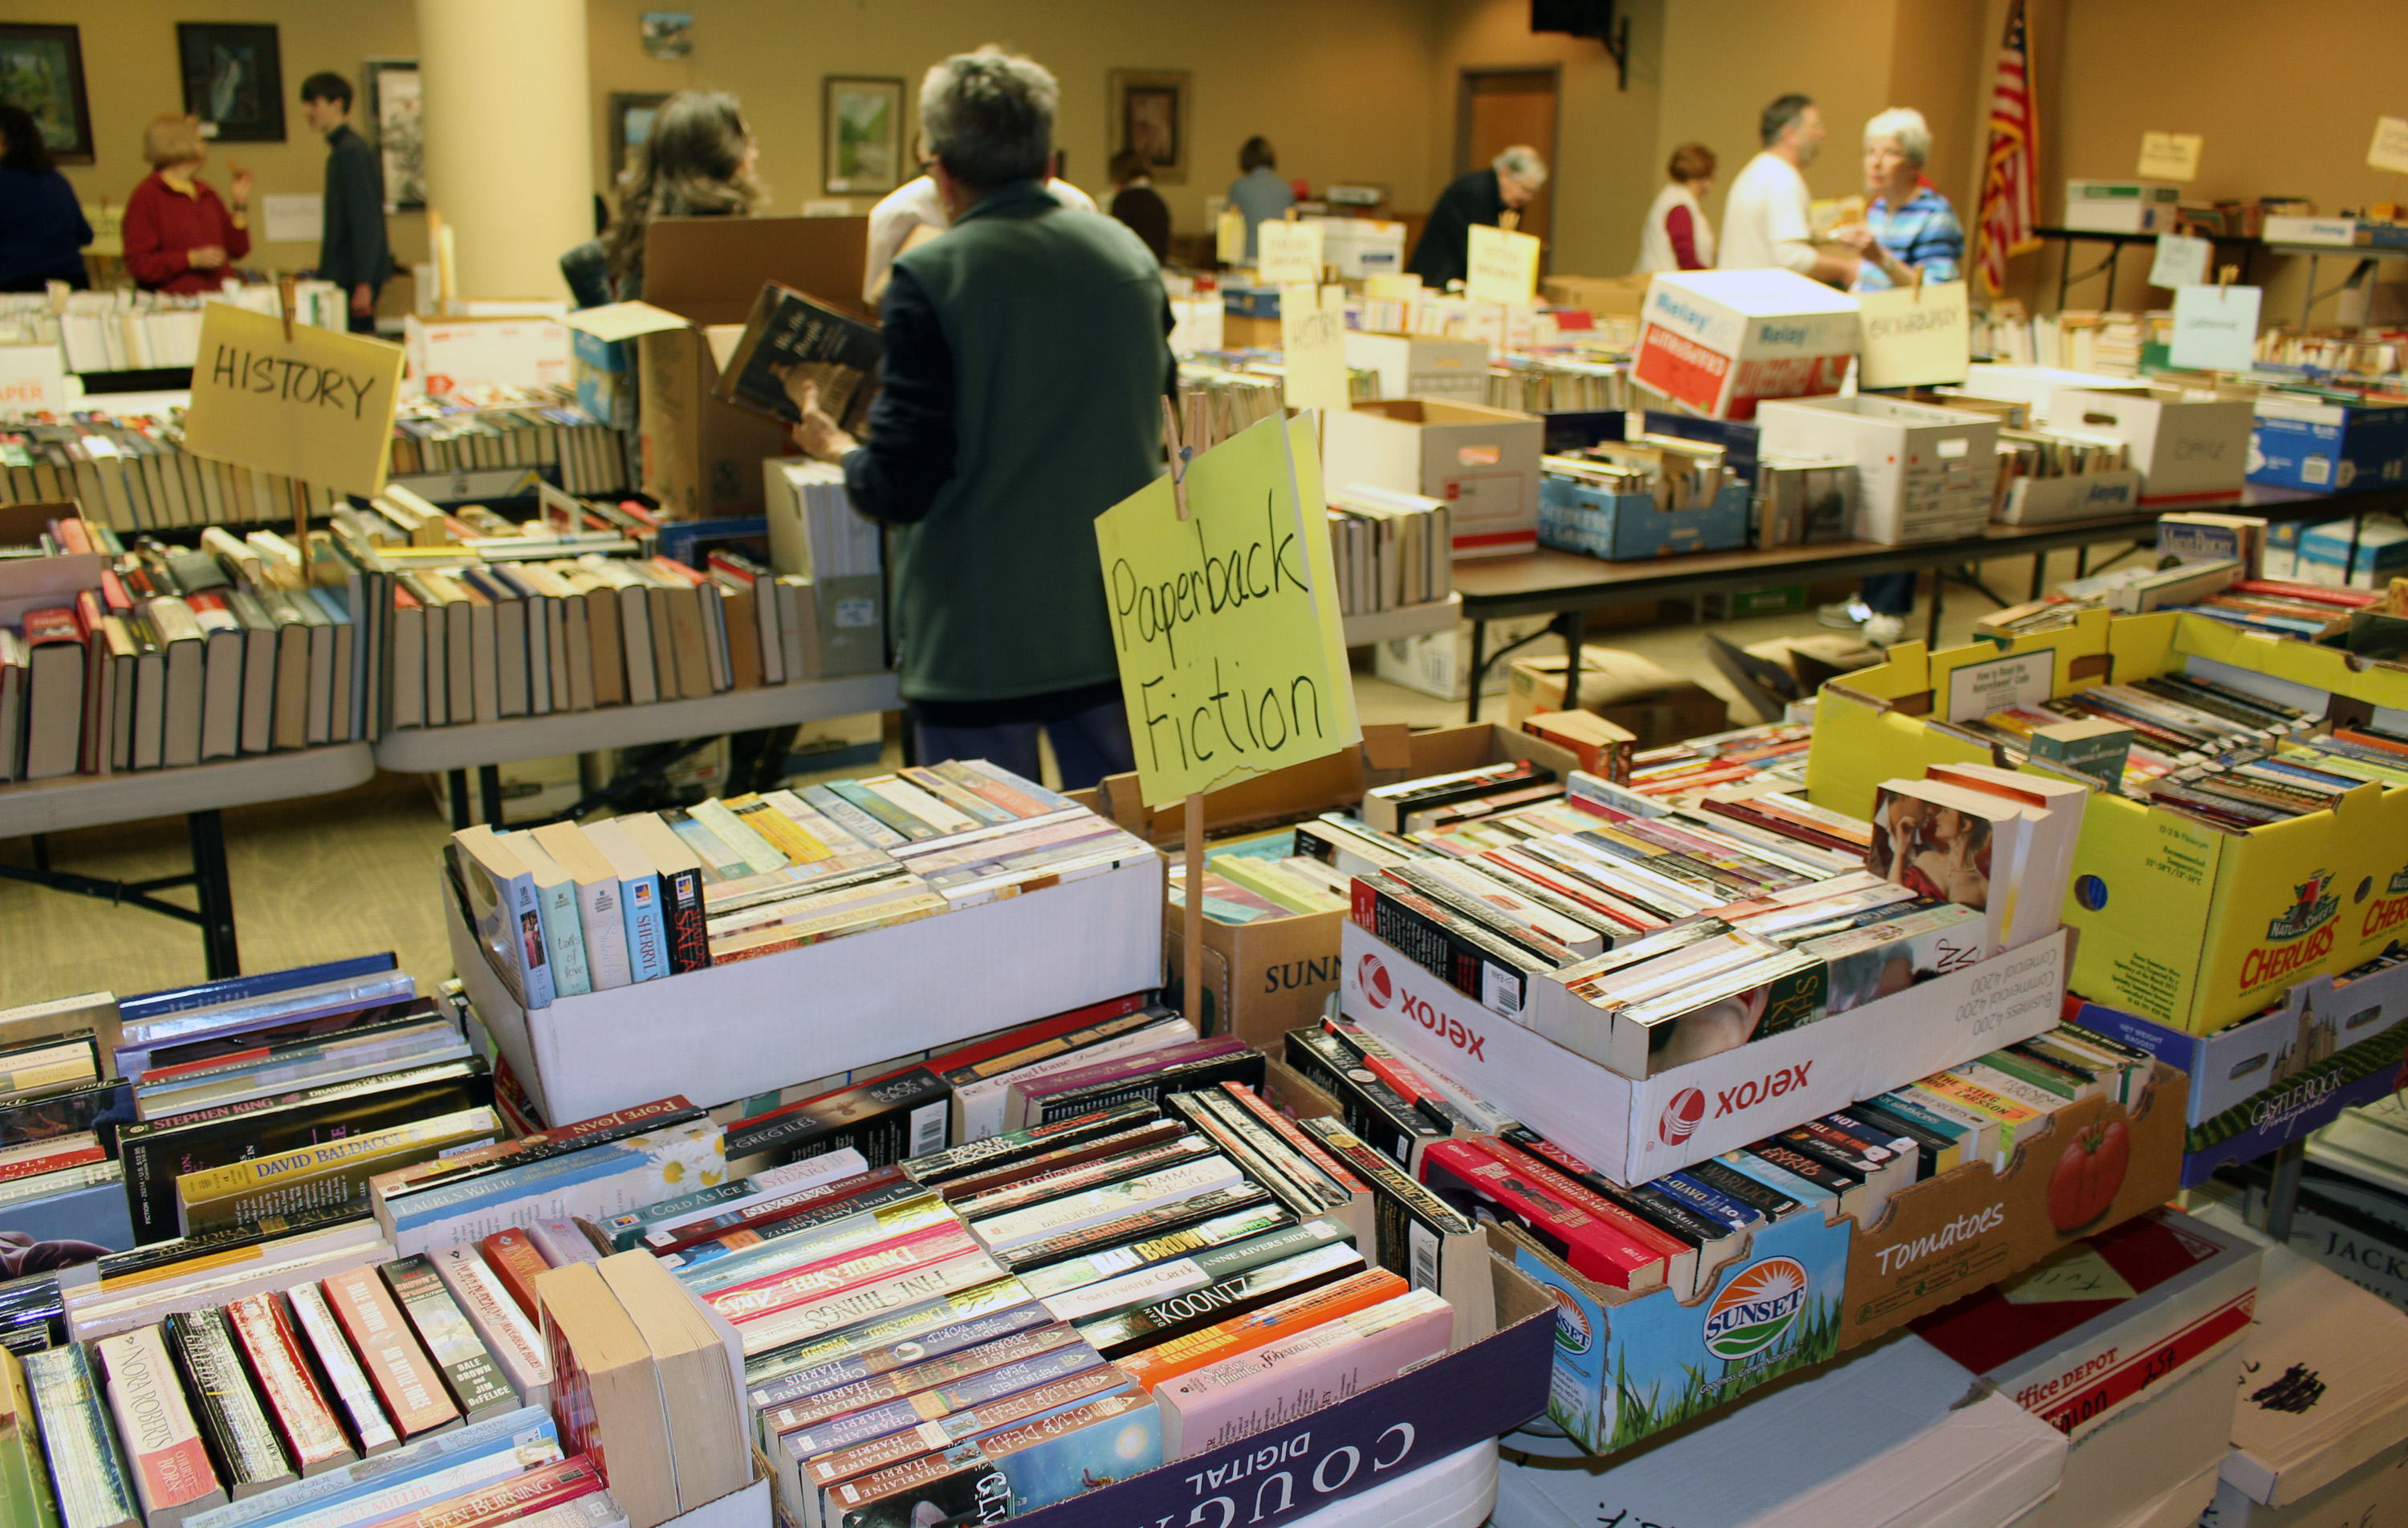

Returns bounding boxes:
[1716,94,1857,286]
[864,144,1093,303]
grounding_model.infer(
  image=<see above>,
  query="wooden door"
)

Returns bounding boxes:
[1457,68,1560,265]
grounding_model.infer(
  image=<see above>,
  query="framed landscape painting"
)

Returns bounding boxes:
[364,58,423,211]
[178,22,285,143]
[0,24,93,163]
[824,76,904,195]
[1108,69,1189,185]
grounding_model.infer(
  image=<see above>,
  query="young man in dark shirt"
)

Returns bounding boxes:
[299,71,394,334]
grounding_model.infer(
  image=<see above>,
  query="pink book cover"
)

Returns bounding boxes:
[1153,1294,1452,1460]
[1010,1038,1248,1118]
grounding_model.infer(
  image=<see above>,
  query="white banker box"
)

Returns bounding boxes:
[1755,394,2001,545]
[2052,385,2255,506]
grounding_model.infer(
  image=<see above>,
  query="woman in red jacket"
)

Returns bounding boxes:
[122,114,253,294]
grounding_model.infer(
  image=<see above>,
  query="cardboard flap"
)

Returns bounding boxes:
[559,301,691,342]
[642,215,874,324]
[1360,722,1415,770]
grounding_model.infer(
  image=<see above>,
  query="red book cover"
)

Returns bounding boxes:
[922,993,1151,1080]
[22,606,79,648]
[224,1292,354,1474]
[53,516,92,554]
[1463,1136,1690,1266]
[0,1140,105,1181]
[1419,1138,1669,1291]
[479,1229,551,1323]
[321,1266,461,1441]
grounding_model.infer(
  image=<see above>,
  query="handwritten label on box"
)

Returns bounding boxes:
[1466,225,1542,308]
[1278,284,1351,411]
[181,300,407,498]
[2137,132,2203,182]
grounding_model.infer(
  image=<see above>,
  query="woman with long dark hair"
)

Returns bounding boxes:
[0,104,93,291]
[602,89,763,300]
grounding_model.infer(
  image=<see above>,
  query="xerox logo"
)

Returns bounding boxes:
[1357,953,1395,1010]
[1658,1088,1706,1144]
[1399,993,1486,1062]
[1715,1061,1812,1119]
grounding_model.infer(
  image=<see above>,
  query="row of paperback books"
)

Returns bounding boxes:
[1324,486,1452,619]
[448,762,1155,1004]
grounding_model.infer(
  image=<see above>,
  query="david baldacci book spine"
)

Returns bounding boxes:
[95,1323,227,1526]
[173,1106,502,1237]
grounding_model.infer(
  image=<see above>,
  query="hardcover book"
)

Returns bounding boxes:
[713,283,884,431]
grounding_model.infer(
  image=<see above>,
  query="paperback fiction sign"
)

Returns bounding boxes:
[1096,413,1360,808]
[182,301,407,498]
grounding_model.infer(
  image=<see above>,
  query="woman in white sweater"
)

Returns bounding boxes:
[1634,142,1718,272]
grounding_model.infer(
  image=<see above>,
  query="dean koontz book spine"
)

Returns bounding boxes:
[283,1282,401,1458]
[162,1307,297,1498]
[23,1343,140,1528]
[1072,1243,1369,1360]
[320,1266,462,1442]
[96,1323,226,1526]
[380,1257,518,1424]
[221,1294,355,1477]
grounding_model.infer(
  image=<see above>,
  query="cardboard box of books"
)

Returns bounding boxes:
[1806,609,2408,1033]
[2050,386,2255,506]
[1373,615,1554,701]
[1340,918,2069,1185]
[1340,333,1488,404]
[1323,399,1544,558]
[1754,394,2000,545]
[1629,269,1857,422]
[1995,469,2144,526]
[1537,478,1751,560]
[1504,647,1729,749]
[1540,274,1652,319]
[2070,949,2408,1185]
[763,458,886,678]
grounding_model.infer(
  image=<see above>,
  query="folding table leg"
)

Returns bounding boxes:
[448,770,471,830]
[187,809,240,978]
[478,765,504,827]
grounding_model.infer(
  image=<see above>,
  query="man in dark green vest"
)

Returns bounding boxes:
[786,47,1172,790]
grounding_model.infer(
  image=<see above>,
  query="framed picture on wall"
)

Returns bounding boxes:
[608,92,669,189]
[363,58,423,212]
[1108,69,1190,185]
[177,22,285,142]
[0,24,94,163]
[823,76,905,196]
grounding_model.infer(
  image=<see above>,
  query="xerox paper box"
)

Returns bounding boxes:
[1500,1197,1849,1454]
[2218,1239,2408,1509]
[2052,387,2255,506]
[1755,394,2000,544]
[1841,1062,2187,1345]
[1340,920,2065,1185]
[1324,399,1543,558]
[1630,270,1857,421]
[1911,1208,2261,1440]
[1806,608,2408,1033]
[2249,395,2408,494]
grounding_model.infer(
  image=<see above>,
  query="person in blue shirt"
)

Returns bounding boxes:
[1227,136,1294,262]
[0,104,92,291]
[1820,107,1966,645]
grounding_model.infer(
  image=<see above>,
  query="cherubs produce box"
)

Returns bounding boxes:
[1080,722,1576,1051]
[1497,1047,2187,1456]
[1324,399,1544,558]
[444,854,1161,1126]
[1629,269,1857,421]
[1340,918,2069,1185]
[2072,951,2408,1185]
[1807,608,2408,1034]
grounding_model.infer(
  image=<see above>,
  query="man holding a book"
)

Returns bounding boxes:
[785,47,1173,791]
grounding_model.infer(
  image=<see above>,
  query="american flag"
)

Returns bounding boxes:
[1976,0,2040,295]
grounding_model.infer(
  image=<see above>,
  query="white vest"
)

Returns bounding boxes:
[1635,182,1714,274]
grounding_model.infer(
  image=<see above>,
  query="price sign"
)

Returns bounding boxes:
[181,301,406,498]
[2170,284,2261,371]
[1215,206,1247,264]
[2137,132,2203,181]
[1278,284,1351,411]
[1256,220,1324,285]
[2371,117,2408,175]
[1095,414,1359,807]
[1856,279,1971,389]
[1466,224,1542,307]
[2148,234,2212,290]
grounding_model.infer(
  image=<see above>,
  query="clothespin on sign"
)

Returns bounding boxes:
[277,273,297,342]
[1911,263,1926,302]
[1160,396,1191,521]
[2219,264,2238,292]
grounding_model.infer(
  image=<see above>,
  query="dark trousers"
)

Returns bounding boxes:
[346,283,382,334]
[913,702,1135,793]
[1861,571,1917,616]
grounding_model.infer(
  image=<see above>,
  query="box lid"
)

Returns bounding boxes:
[2219,1236,2408,1506]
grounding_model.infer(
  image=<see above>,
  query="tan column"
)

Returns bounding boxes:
[414,0,592,301]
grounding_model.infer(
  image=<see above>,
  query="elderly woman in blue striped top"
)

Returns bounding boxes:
[1836,107,1963,292]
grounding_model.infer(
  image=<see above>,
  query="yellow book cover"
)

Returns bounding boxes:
[173,1107,501,1237]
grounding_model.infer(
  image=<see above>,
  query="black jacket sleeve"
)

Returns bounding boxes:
[841,266,957,526]
[320,132,393,289]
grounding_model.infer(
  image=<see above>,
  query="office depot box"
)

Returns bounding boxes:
[1806,608,2408,1034]
[2072,953,2408,1185]
[1313,217,1406,278]
[447,854,1161,1125]
[2065,179,2184,234]
[1343,919,2068,1185]
[404,314,570,397]
[2250,395,2408,494]
[1503,647,1728,747]
[2011,1339,2245,1528]
[2052,385,2256,506]
[1537,478,1751,559]
[1325,398,1544,557]
[1374,614,1554,700]
[1755,394,2000,545]
[1995,468,2145,524]
[1630,269,1857,421]
[1342,332,1489,404]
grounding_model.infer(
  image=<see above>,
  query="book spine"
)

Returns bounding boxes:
[381,1257,518,1422]
[321,1267,462,1441]
[657,863,711,974]
[222,1294,354,1476]
[22,1345,140,1528]
[164,1307,295,1496]
[616,872,669,983]
[432,1250,551,1406]
[284,1282,401,1457]
[534,880,590,999]
[478,1229,551,1323]
[96,1323,226,1520]
[572,875,633,991]
[400,1454,604,1528]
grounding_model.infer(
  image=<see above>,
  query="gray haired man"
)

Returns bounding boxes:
[1406,144,1548,291]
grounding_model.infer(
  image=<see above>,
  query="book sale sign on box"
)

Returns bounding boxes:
[1095,412,1361,808]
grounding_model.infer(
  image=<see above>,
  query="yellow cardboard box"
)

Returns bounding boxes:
[1807,609,2408,1034]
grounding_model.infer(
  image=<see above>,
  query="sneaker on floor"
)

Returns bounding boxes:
[1817,599,1873,629]
[1862,614,1907,648]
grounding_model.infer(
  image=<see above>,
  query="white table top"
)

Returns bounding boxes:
[372,672,902,771]
[0,743,375,837]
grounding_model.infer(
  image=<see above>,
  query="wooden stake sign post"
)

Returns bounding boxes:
[1106,410,1361,1030]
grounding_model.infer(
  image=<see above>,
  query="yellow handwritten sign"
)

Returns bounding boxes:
[1466,225,1542,307]
[2137,132,2203,182]
[1215,206,1247,264]
[1279,284,1351,411]
[1256,221,1324,286]
[181,302,407,499]
[1096,413,1359,808]
[2370,117,2408,176]
[1856,279,1971,389]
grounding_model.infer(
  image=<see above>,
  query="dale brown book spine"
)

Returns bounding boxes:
[380,1257,517,1424]
[161,1307,295,1498]
[222,1293,355,1477]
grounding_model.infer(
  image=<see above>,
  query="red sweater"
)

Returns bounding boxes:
[122,173,250,294]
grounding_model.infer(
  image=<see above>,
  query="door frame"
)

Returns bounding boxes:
[1454,64,1562,258]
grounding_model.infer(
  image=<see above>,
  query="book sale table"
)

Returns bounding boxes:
[1450,479,2408,724]
[0,742,374,977]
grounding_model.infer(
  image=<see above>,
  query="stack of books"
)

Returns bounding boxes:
[1990,426,2130,507]
[1486,355,1630,414]
[1621,723,1816,802]
[446,762,1157,1002]
[1961,671,2323,794]
[1544,436,1733,514]
[1325,484,1452,618]
[388,388,632,499]
[0,282,349,373]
